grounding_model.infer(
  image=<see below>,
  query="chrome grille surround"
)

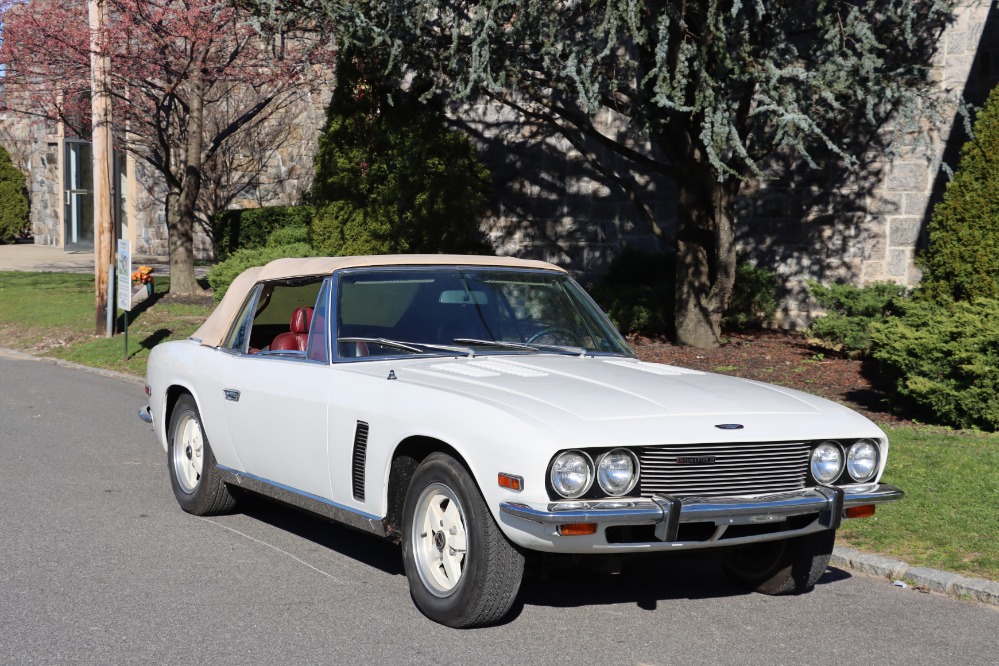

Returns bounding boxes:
[637,441,811,497]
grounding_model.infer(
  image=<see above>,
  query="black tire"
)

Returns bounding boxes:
[167,394,236,516]
[722,529,836,595]
[401,453,525,628]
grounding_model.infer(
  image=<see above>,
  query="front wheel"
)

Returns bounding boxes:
[167,394,236,516]
[401,453,524,628]
[722,529,836,595]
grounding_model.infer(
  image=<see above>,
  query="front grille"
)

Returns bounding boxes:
[636,441,810,497]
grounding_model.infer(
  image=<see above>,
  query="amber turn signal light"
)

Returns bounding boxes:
[557,523,597,536]
[498,473,523,491]
[845,504,876,519]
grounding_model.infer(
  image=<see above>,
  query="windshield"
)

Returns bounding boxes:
[336,267,633,359]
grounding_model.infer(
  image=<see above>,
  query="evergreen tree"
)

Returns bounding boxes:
[310,52,491,256]
[918,84,999,303]
[0,145,29,244]
[256,0,954,346]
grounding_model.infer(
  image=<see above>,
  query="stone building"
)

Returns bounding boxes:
[2,1,996,324]
[1,89,329,261]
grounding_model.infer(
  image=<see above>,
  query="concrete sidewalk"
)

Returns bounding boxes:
[0,241,209,277]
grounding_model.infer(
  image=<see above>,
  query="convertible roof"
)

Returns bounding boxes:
[191,254,566,347]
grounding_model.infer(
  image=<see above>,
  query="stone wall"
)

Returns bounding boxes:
[452,102,672,285]
[130,86,331,261]
[737,0,998,326]
[0,115,61,246]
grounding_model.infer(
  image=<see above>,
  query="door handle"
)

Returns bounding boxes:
[223,389,241,402]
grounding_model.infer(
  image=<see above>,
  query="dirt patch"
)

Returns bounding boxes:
[156,292,216,307]
[630,331,907,426]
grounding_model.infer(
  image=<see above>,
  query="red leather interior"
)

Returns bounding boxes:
[270,307,314,352]
[291,307,313,334]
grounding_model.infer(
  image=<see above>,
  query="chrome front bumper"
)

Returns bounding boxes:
[499,483,903,543]
[138,405,153,424]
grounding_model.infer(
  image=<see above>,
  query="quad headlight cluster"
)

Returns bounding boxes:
[550,448,639,499]
[809,439,880,484]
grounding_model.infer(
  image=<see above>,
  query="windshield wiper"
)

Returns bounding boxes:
[338,337,475,357]
[338,337,425,354]
[452,338,539,352]
[530,343,590,357]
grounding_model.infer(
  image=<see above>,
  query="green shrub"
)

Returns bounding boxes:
[725,258,778,330]
[212,205,315,260]
[206,242,315,302]
[918,84,999,302]
[871,298,999,431]
[807,280,909,354]
[0,146,29,244]
[265,224,309,247]
[309,51,491,257]
[589,249,675,337]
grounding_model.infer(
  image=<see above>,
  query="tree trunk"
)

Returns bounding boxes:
[673,175,739,348]
[167,70,206,296]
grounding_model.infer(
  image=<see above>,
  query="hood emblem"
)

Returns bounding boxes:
[715,423,744,430]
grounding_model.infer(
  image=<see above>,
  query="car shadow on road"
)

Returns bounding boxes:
[235,495,405,576]
[232,495,854,623]
[510,555,853,618]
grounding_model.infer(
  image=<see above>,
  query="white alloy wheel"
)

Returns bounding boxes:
[411,483,469,596]
[166,394,236,516]
[400,452,524,627]
[172,412,205,494]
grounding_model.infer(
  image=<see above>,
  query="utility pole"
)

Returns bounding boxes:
[89,0,114,337]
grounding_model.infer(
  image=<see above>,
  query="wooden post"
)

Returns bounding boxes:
[89,0,114,337]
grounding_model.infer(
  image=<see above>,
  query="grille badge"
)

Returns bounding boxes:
[676,456,716,465]
[715,423,745,430]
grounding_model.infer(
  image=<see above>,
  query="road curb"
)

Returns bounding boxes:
[0,346,145,385]
[832,546,999,608]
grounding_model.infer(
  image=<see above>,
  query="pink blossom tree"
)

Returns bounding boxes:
[0,0,331,295]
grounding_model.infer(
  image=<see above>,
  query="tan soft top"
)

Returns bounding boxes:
[192,254,565,347]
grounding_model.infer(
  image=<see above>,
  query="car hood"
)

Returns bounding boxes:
[341,355,880,442]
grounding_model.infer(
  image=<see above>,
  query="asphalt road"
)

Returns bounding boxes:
[1,353,997,666]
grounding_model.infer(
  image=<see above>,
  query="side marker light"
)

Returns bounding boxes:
[498,473,523,491]
[557,523,597,536]
[845,505,876,519]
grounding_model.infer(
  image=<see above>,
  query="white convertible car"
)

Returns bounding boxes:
[141,255,902,627]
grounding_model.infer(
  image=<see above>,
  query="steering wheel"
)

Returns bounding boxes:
[526,326,580,346]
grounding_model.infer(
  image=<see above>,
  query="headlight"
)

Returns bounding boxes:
[810,441,844,484]
[596,448,639,496]
[550,450,594,498]
[847,440,879,482]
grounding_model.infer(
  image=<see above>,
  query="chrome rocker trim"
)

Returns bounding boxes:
[215,466,392,539]
[500,483,903,543]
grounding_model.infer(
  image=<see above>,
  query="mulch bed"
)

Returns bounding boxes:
[630,331,908,426]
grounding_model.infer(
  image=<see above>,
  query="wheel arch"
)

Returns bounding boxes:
[384,436,474,541]
[164,384,195,434]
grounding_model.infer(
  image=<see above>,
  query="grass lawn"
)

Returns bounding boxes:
[838,426,999,581]
[0,271,214,376]
[2,271,997,582]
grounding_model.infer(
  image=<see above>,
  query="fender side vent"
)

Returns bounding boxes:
[352,421,369,501]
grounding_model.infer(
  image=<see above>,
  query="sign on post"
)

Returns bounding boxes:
[117,240,132,312]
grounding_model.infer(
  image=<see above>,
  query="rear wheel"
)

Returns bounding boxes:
[723,530,836,595]
[401,453,524,628]
[168,394,236,516]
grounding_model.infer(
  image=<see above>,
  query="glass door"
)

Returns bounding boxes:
[64,141,94,247]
